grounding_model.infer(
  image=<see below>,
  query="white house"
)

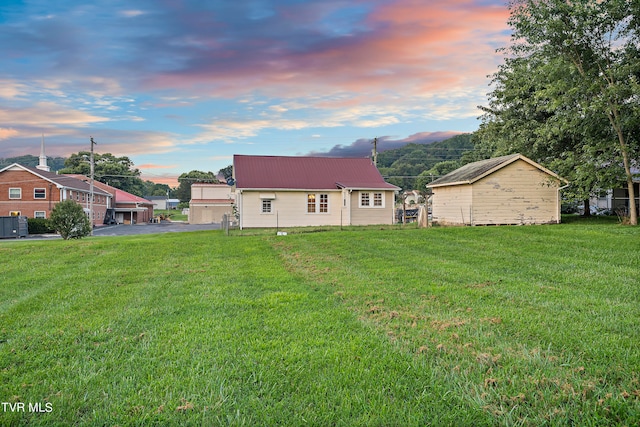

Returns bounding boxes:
[233,155,400,229]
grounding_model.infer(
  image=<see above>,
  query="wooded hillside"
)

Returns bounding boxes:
[377,133,474,190]
[0,155,67,171]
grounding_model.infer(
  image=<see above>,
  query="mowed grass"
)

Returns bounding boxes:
[0,220,638,426]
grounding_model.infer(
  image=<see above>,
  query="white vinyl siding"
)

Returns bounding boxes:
[359,192,385,208]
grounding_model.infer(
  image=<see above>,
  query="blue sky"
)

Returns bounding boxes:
[0,0,510,185]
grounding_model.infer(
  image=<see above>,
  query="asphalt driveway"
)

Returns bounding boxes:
[92,221,220,236]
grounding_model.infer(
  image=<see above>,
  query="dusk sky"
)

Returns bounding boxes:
[1,0,511,185]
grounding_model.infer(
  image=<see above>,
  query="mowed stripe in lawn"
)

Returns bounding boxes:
[271,223,640,425]
[0,232,488,426]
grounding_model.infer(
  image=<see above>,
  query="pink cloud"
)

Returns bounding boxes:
[0,128,20,140]
[144,0,510,99]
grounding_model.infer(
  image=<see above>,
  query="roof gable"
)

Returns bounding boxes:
[233,155,399,190]
[427,154,565,188]
[65,174,152,204]
[0,163,111,195]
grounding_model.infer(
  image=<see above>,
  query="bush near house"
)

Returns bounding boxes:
[48,199,92,239]
[27,218,56,235]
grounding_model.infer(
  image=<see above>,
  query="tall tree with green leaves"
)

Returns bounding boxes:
[60,152,147,196]
[175,170,218,202]
[218,165,233,180]
[478,0,639,224]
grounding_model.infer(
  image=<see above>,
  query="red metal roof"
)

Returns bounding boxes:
[113,188,153,205]
[233,155,399,190]
[65,174,153,205]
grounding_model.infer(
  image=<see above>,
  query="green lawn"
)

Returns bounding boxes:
[153,209,188,222]
[1,220,638,425]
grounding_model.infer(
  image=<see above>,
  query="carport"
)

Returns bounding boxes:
[113,207,149,225]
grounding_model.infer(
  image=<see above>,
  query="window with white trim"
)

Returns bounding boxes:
[360,192,370,206]
[34,188,46,199]
[307,193,329,213]
[34,211,46,218]
[262,199,272,213]
[359,192,385,208]
[319,194,328,213]
[9,188,21,199]
[307,194,316,213]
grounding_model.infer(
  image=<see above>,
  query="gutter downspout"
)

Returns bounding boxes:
[237,189,243,230]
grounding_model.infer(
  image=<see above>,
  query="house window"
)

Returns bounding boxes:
[307,194,316,213]
[262,199,272,213]
[360,192,384,208]
[319,194,328,213]
[9,188,21,199]
[34,211,46,218]
[34,188,46,199]
[307,193,329,213]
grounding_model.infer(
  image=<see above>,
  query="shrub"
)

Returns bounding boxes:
[49,200,92,240]
[27,218,55,234]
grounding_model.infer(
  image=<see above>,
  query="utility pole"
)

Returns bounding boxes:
[371,137,378,167]
[89,136,97,235]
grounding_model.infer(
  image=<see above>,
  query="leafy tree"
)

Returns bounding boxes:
[479,0,639,224]
[377,134,474,191]
[175,170,218,202]
[414,160,463,192]
[49,200,92,240]
[142,180,172,197]
[0,154,66,171]
[218,165,233,180]
[60,152,146,196]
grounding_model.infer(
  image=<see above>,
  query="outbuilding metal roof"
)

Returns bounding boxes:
[233,155,399,190]
[427,154,565,188]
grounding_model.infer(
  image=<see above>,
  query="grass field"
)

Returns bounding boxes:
[1,219,639,425]
[153,209,188,222]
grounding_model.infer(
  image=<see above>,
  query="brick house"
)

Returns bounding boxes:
[0,163,112,226]
[66,175,154,224]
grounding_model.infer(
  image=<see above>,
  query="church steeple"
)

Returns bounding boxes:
[36,134,50,172]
